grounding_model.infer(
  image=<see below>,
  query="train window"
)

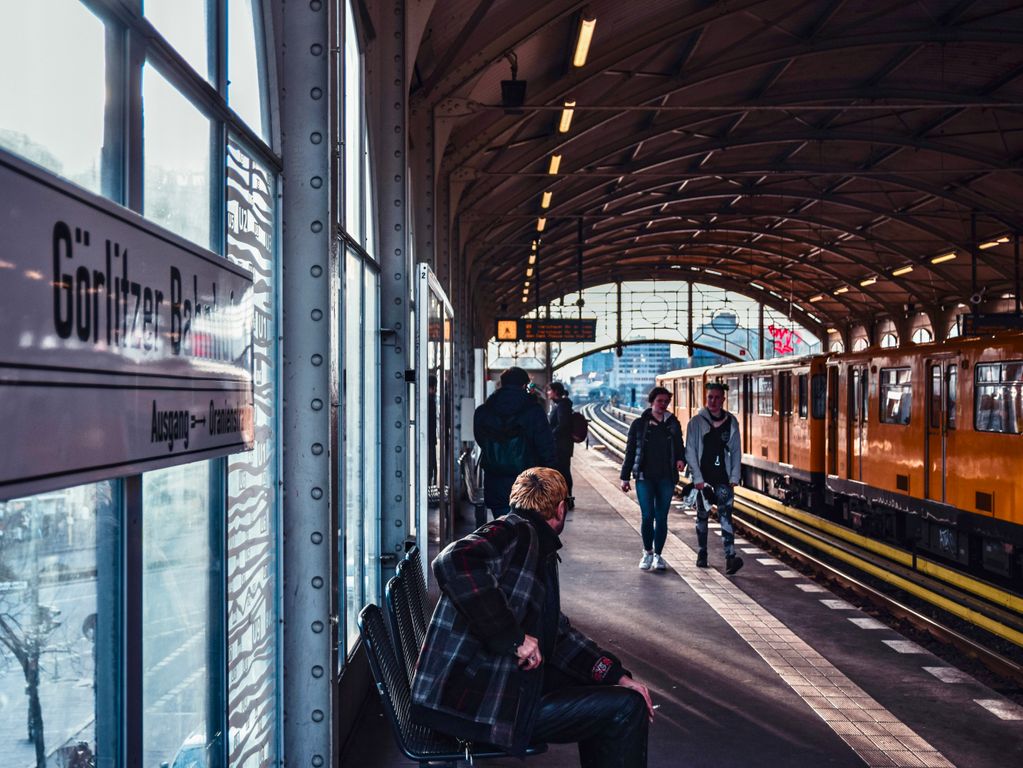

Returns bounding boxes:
[811,374,826,419]
[780,372,793,416]
[974,362,1023,434]
[879,368,912,425]
[726,377,739,412]
[851,368,867,423]
[929,366,942,429]
[797,374,808,418]
[947,367,957,430]
[757,375,773,416]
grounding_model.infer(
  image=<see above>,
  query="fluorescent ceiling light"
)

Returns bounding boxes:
[558,101,576,133]
[573,16,596,67]
[931,251,957,264]
[524,281,530,288]
[528,252,537,265]
[750,282,764,290]
[522,296,529,303]
[859,277,877,287]
[809,294,824,302]
[979,236,1010,250]
[541,191,552,209]
[526,267,534,277]
[536,217,547,232]
[705,268,721,275]
[548,154,562,175]
[892,265,914,277]
[834,286,849,295]
[826,328,838,334]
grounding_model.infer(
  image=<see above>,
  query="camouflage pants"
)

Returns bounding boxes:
[695,483,736,558]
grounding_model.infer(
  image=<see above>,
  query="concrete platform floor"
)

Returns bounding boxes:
[342,449,1023,767]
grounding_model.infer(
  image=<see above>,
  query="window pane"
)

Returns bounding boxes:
[343,249,364,655]
[362,267,380,610]
[228,0,269,140]
[757,375,773,416]
[930,366,941,429]
[798,374,808,418]
[811,374,826,419]
[226,136,277,765]
[143,462,213,768]
[946,367,957,430]
[144,63,213,248]
[342,1,362,241]
[144,0,211,82]
[0,0,105,192]
[880,368,911,425]
[0,481,115,768]
[726,377,739,413]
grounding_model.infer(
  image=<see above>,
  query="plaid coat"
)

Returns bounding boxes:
[410,510,627,754]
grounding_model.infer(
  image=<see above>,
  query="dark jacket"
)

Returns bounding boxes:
[474,386,557,508]
[410,510,628,754]
[620,408,685,483]
[548,396,575,461]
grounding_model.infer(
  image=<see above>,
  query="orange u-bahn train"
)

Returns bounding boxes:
[658,333,1023,586]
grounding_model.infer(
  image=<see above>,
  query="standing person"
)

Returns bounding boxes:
[546,381,575,509]
[685,382,743,574]
[619,387,685,571]
[411,467,654,766]
[474,366,557,520]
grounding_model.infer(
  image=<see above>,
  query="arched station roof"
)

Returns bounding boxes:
[408,0,1023,341]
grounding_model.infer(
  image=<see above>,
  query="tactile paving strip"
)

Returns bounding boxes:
[580,460,954,768]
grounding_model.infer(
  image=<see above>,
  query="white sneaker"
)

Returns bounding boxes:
[639,552,653,570]
[653,554,667,571]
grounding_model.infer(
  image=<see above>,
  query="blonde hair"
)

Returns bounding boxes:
[508,467,567,520]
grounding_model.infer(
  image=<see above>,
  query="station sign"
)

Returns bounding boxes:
[495,317,597,342]
[0,150,254,500]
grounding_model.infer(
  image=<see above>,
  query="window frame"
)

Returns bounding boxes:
[879,367,912,425]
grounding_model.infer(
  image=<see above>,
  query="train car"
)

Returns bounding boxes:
[658,355,828,509]
[826,333,1023,581]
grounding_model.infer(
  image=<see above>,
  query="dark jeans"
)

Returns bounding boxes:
[696,483,736,557]
[556,458,573,497]
[635,478,674,554]
[532,685,648,768]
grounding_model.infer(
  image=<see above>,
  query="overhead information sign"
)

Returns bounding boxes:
[0,151,254,500]
[495,318,597,342]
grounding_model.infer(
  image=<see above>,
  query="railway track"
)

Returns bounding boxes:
[582,402,1023,689]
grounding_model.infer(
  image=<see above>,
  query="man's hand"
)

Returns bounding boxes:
[675,460,686,472]
[695,481,705,490]
[618,676,654,721]
[620,480,631,493]
[515,634,542,671]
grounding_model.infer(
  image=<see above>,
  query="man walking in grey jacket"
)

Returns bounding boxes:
[684,382,743,574]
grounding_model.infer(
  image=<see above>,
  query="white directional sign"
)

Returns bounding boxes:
[0,150,254,500]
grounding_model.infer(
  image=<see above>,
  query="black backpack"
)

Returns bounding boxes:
[480,414,529,475]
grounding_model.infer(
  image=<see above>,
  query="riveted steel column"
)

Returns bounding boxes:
[365,0,411,574]
[280,3,336,768]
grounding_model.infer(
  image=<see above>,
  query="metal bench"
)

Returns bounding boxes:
[359,603,547,766]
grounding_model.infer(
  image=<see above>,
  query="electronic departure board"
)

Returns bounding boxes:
[494,318,597,342]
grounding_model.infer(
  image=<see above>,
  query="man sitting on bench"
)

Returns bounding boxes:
[411,467,653,767]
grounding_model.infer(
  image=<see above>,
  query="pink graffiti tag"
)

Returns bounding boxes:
[767,324,803,354]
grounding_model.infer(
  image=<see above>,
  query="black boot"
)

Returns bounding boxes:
[696,550,708,568]
[725,555,744,575]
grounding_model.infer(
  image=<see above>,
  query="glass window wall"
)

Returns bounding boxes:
[228,0,270,140]
[0,481,117,768]
[144,0,211,82]
[0,0,106,193]
[142,463,217,768]
[143,63,214,248]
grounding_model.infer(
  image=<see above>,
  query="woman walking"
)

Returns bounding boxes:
[619,387,685,571]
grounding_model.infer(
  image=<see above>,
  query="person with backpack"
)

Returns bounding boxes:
[546,381,576,509]
[474,367,557,521]
[619,387,685,572]
[685,381,744,574]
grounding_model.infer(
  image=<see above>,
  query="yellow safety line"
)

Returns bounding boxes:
[736,503,1023,649]
[734,487,1023,615]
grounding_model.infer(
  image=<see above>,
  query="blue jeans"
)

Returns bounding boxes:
[635,478,674,555]
[696,483,736,558]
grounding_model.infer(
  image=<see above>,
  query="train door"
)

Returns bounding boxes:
[779,371,792,464]
[925,358,958,502]
[827,366,839,474]
[849,365,868,481]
